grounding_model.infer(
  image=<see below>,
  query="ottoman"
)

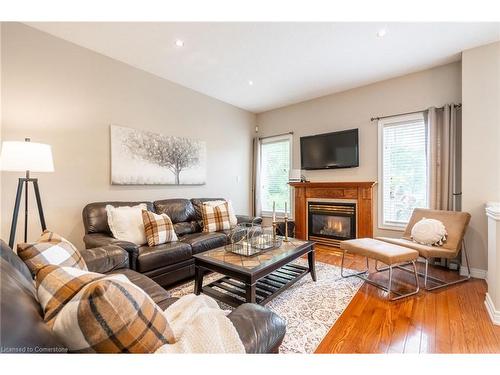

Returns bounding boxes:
[340,238,420,300]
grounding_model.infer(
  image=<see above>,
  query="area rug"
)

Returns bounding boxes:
[168,259,363,353]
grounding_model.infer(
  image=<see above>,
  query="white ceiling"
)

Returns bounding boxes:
[27,22,500,113]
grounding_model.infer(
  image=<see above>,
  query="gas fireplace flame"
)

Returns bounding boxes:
[326,217,343,232]
[316,216,350,238]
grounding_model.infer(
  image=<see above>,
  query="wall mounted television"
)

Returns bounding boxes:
[300,128,359,170]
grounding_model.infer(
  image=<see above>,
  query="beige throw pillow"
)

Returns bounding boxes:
[411,218,448,246]
[106,204,147,245]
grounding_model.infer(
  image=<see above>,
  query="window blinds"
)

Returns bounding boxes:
[381,118,428,226]
[260,137,291,213]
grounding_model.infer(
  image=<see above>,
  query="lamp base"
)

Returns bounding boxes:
[8,177,47,248]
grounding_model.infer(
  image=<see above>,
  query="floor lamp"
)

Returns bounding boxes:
[0,138,54,248]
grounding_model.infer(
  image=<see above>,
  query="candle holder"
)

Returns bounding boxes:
[283,216,289,242]
[225,223,281,256]
[272,220,278,242]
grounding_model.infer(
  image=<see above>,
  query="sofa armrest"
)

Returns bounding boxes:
[227,303,286,353]
[236,215,263,225]
[83,233,139,270]
[81,245,129,274]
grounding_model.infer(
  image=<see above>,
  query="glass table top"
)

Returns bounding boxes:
[194,238,309,271]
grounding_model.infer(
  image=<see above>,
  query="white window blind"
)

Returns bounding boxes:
[378,113,429,229]
[260,135,291,215]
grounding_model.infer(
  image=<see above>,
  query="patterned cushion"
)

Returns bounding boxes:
[36,265,110,322]
[142,210,178,247]
[17,230,87,276]
[201,202,231,233]
[203,199,238,227]
[47,271,175,353]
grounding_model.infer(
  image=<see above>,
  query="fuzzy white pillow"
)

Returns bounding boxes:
[106,204,148,245]
[411,218,447,246]
[204,200,238,227]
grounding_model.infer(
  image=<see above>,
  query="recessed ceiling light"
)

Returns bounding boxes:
[248,80,254,86]
[175,39,184,47]
[376,29,387,38]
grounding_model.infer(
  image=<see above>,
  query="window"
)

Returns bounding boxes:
[378,113,429,229]
[260,134,292,216]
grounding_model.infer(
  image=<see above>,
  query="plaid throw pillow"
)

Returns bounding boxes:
[36,265,112,323]
[48,271,175,353]
[17,230,87,276]
[142,210,178,247]
[201,202,231,233]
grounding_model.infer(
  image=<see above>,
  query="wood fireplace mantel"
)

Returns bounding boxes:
[289,181,377,245]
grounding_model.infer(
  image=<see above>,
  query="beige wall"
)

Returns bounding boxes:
[462,41,500,271]
[1,23,256,249]
[3,22,496,274]
[0,23,2,212]
[256,62,462,240]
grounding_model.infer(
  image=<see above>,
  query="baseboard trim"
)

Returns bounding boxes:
[484,293,500,325]
[460,266,487,279]
[413,259,487,279]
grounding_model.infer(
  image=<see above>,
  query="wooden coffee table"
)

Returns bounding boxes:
[193,238,316,307]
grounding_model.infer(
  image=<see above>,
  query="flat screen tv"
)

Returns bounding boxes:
[300,128,359,170]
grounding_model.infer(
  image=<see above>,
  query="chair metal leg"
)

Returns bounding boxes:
[380,240,472,291]
[423,240,471,291]
[463,240,471,277]
[388,266,393,295]
[424,259,429,289]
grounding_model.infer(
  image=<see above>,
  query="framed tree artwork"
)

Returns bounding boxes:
[110,125,206,185]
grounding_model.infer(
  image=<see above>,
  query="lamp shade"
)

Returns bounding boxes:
[0,141,54,172]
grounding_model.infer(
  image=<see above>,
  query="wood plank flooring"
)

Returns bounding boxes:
[312,245,500,353]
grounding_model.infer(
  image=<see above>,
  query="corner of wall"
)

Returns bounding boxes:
[1,21,3,212]
[461,41,500,271]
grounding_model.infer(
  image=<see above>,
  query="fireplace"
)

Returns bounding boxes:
[307,201,356,247]
[289,182,375,242]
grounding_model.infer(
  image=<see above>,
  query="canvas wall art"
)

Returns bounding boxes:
[111,125,206,185]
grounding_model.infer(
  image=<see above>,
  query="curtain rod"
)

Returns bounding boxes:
[370,103,462,122]
[258,131,294,140]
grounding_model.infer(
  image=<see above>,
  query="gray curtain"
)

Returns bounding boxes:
[251,137,262,217]
[425,104,462,211]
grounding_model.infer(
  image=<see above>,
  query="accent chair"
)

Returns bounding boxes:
[376,208,471,290]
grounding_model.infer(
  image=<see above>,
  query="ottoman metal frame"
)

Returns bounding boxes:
[340,249,420,301]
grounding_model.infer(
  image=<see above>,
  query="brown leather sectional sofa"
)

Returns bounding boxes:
[82,198,262,288]
[0,239,286,353]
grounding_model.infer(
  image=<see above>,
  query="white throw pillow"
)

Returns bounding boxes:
[411,218,448,246]
[106,204,147,245]
[204,200,238,227]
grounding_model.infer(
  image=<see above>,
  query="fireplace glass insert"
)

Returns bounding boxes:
[307,201,356,247]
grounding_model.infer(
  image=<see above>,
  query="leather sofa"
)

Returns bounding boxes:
[82,198,261,288]
[0,239,286,353]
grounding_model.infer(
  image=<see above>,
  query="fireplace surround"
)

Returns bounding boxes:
[289,181,376,248]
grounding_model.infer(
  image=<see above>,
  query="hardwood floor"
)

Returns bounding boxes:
[312,245,500,353]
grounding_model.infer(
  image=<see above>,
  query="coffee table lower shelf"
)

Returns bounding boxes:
[201,263,308,307]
